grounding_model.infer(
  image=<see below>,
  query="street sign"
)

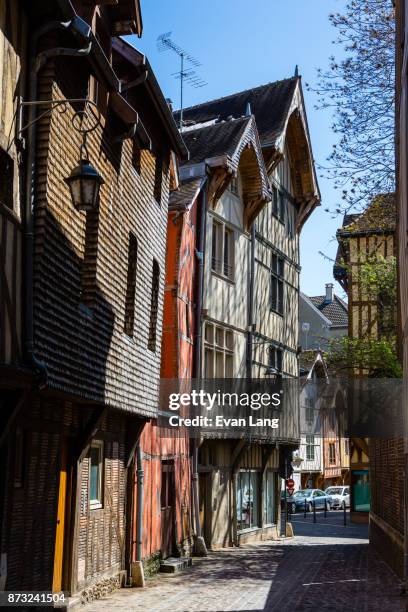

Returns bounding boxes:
[286,478,295,488]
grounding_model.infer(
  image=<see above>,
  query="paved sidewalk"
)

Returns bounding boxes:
[81,512,406,611]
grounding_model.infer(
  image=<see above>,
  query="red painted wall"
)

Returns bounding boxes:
[133,197,199,562]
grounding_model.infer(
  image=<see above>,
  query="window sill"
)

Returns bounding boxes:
[270,308,284,317]
[237,526,261,535]
[90,501,103,511]
[211,270,235,285]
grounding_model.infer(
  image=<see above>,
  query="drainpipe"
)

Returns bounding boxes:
[24,20,92,388]
[192,180,208,556]
[135,445,144,562]
[247,223,256,379]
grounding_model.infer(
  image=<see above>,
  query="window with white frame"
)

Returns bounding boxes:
[229,175,239,195]
[89,440,104,510]
[306,435,315,461]
[329,442,336,464]
[270,254,284,314]
[236,470,259,530]
[204,322,234,378]
[211,220,235,280]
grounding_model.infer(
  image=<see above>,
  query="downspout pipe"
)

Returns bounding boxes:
[24,20,92,388]
[247,223,256,379]
[192,178,208,556]
[135,444,144,562]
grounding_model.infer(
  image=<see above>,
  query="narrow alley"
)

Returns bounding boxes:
[81,512,405,612]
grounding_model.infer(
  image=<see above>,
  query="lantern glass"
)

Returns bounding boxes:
[65,159,104,212]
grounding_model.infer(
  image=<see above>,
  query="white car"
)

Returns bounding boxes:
[325,486,350,509]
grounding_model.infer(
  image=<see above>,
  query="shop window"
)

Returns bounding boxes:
[148,259,160,351]
[264,471,276,525]
[89,440,104,510]
[351,469,370,512]
[124,233,138,337]
[306,435,315,461]
[236,470,259,531]
[211,220,234,280]
[204,323,234,378]
[0,147,14,209]
[270,254,284,314]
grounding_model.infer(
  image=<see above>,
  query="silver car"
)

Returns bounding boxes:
[325,486,350,509]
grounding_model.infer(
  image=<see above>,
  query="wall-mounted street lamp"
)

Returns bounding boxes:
[64,143,104,212]
[18,98,103,212]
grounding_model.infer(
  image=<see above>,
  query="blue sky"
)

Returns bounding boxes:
[128,0,347,298]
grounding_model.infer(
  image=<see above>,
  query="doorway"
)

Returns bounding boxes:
[160,460,175,558]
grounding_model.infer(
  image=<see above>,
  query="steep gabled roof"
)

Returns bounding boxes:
[181,117,250,165]
[338,194,396,237]
[169,177,204,211]
[177,115,271,227]
[176,78,299,147]
[308,295,348,327]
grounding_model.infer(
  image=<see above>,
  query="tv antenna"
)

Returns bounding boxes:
[157,32,207,129]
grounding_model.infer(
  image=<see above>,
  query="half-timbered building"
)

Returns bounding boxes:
[0,0,187,601]
[175,76,320,548]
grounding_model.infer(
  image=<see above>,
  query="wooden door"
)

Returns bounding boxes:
[52,441,67,592]
[160,462,174,559]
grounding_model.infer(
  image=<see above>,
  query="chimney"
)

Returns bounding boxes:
[324,283,334,303]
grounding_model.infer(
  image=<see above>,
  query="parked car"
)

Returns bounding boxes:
[287,489,332,513]
[325,486,350,509]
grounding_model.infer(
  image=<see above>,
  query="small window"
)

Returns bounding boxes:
[148,259,160,351]
[132,141,141,175]
[204,323,234,378]
[306,435,315,461]
[154,154,163,204]
[270,254,284,314]
[184,301,191,339]
[211,220,234,280]
[0,147,14,209]
[229,175,238,195]
[329,442,336,464]
[89,441,104,510]
[345,439,350,455]
[124,233,138,337]
[81,211,100,307]
[161,461,174,509]
[13,428,24,488]
[269,346,283,374]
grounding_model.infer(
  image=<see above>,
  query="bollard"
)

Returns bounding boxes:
[313,500,316,523]
[304,498,307,518]
[343,503,347,526]
[324,499,327,518]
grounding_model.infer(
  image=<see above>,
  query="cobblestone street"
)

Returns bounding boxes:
[81,512,406,612]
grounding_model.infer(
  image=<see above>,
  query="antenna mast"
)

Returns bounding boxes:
[157,32,207,129]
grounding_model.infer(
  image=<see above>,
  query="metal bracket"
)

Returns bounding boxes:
[16,97,101,148]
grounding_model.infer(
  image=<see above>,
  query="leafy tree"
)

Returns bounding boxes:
[328,336,402,378]
[309,0,395,213]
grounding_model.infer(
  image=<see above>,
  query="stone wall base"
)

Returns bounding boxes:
[370,512,404,579]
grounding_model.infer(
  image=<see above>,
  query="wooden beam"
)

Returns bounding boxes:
[75,406,107,463]
[0,393,25,449]
[231,439,250,473]
[125,417,146,468]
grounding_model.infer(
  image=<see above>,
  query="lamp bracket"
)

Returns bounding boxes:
[17,97,101,146]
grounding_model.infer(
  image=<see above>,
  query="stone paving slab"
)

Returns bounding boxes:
[81,512,406,612]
